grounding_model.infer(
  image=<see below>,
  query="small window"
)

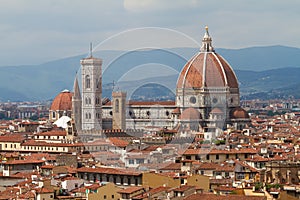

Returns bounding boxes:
[129,159,134,164]
[104,195,107,199]
[212,97,218,104]
[190,96,196,104]
[115,99,119,113]
[112,195,114,199]
[206,154,210,160]
[166,111,170,116]
[85,75,91,88]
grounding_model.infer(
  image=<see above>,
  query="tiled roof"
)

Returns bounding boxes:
[184,194,266,200]
[177,52,238,89]
[4,159,45,165]
[159,163,181,170]
[36,130,67,136]
[118,186,144,194]
[0,134,24,142]
[50,90,73,111]
[35,187,53,194]
[21,140,84,147]
[183,148,257,155]
[132,186,170,199]
[173,185,195,192]
[109,137,129,148]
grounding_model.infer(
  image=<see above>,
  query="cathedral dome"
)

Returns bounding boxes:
[230,107,249,119]
[50,89,73,111]
[177,26,238,89]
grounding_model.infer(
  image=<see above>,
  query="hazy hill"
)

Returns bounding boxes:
[0,45,300,101]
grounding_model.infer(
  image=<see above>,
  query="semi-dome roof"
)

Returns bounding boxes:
[177,26,239,89]
[50,90,73,111]
[230,107,249,119]
[180,108,202,120]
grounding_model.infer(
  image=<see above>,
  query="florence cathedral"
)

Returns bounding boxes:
[49,27,250,137]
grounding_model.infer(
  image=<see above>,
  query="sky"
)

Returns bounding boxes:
[0,0,300,66]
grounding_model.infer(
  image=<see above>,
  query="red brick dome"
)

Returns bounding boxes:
[50,90,73,111]
[230,107,249,119]
[177,27,238,89]
[180,108,202,120]
[210,108,224,114]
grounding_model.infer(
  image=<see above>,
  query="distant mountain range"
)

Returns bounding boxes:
[0,45,300,102]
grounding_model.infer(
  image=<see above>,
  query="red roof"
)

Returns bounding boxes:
[177,52,238,89]
[184,194,266,200]
[118,186,144,194]
[0,134,24,142]
[180,108,201,120]
[36,130,67,136]
[50,90,73,111]
[4,159,45,165]
[183,148,257,155]
[109,137,129,148]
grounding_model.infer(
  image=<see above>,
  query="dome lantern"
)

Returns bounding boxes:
[200,26,214,52]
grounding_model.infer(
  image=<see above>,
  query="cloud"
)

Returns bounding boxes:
[123,0,200,12]
[0,0,300,66]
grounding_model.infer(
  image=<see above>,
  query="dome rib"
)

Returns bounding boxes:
[202,52,208,87]
[176,52,238,89]
[181,52,201,89]
[212,52,228,86]
[216,54,239,88]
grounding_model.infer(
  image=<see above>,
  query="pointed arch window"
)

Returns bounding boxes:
[85,97,91,105]
[85,75,91,89]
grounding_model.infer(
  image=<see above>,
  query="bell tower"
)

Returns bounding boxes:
[112,91,126,130]
[81,45,102,131]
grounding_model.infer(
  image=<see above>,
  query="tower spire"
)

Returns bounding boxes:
[200,25,214,52]
[73,72,81,99]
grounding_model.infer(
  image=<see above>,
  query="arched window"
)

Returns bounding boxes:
[96,78,101,89]
[88,113,91,119]
[86,113,88,119]
[85,97,91,105]
[85,75,91,88]
[115,99,119,113]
